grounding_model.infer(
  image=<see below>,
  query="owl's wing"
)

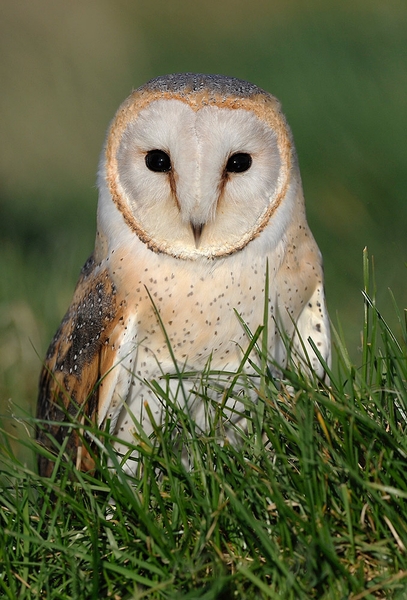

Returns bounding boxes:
[274,216,331,380]
[37,255,138,476]
[294,282,331,379]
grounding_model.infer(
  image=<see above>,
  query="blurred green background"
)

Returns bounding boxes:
[1,0,406,457]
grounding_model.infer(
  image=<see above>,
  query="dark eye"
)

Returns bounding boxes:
[225,152,252,173]
[145,149,172,173]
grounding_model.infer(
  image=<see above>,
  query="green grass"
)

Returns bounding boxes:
[1,251,407,599]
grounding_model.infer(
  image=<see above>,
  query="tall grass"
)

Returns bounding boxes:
[1,251,407,599]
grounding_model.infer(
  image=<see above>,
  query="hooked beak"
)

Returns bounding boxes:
[191,222,204,248]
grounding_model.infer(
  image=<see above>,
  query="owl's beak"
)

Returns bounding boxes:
[191,222,204,248]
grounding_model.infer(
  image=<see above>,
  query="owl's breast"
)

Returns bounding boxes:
[110,250,271,378]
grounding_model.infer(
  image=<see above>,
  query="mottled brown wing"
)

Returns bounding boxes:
[37,255,124,476]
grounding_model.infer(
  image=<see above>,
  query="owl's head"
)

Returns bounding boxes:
[97,73,303,260]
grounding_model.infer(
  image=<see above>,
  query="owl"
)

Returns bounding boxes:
[37,73,331,477]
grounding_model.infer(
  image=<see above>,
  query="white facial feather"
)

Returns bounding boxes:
[101,98,292,259]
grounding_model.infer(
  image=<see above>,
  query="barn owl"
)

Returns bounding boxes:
[37,73,331,477]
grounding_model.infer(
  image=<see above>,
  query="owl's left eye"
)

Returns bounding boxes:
[226,152,252,173]
[145,150,172,173]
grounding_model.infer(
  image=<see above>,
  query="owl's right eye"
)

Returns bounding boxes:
[225,152,252,174]
[145,150,172,173]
